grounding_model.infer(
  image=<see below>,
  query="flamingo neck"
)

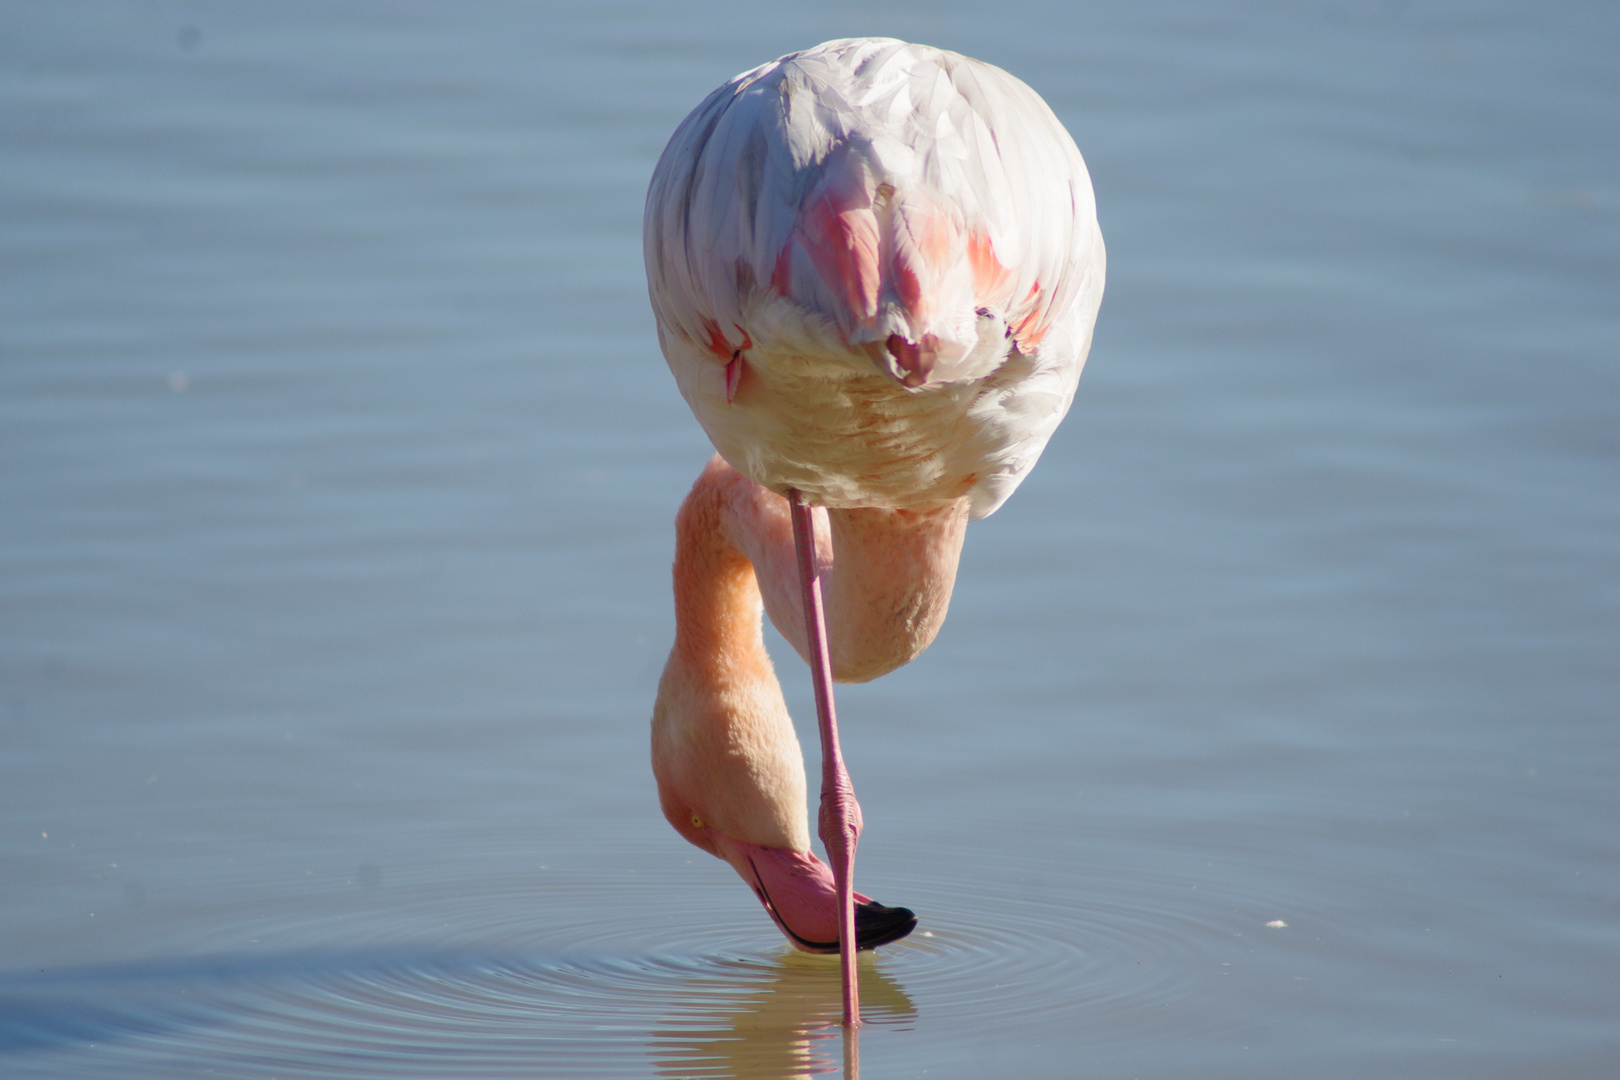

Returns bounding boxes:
[668,477,771,677]
[651,466,812,855]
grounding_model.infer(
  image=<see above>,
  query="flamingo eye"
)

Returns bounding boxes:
[690,814,703,829]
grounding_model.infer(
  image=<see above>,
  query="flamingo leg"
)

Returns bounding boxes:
[787,489,863,1029]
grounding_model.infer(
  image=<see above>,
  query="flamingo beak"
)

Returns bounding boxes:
[709,833,917,953]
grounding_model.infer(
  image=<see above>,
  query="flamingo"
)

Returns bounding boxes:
[644,38,1104,1026]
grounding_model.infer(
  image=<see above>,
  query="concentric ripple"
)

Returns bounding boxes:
[1,833,1286,1078]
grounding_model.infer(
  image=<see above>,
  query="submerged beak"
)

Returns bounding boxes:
[709,833,917,953]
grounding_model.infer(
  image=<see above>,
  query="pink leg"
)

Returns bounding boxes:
[787,490,863,1029]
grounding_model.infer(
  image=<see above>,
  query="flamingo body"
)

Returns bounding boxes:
[646,38,1105,519]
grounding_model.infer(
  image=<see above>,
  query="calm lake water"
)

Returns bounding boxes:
[3,2,1617,1077]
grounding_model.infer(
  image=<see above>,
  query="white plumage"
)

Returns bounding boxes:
[646,38,1105,519]
[644,35,1101,518]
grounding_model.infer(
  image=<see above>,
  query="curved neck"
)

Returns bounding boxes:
[653,460,812,854]
[669,472,772,677]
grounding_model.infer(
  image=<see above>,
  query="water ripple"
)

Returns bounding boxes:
[2,840,1269,1078]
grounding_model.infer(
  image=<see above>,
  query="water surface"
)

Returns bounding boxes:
[3,1,1617,1077]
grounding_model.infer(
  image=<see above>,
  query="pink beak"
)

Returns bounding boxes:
[709,831,916,953]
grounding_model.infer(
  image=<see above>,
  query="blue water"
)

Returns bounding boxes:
[3,2,1616,1077]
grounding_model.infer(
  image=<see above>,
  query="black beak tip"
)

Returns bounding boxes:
[854,899,918,951]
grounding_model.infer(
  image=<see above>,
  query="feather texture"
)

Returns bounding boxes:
[645,38,1104,518]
